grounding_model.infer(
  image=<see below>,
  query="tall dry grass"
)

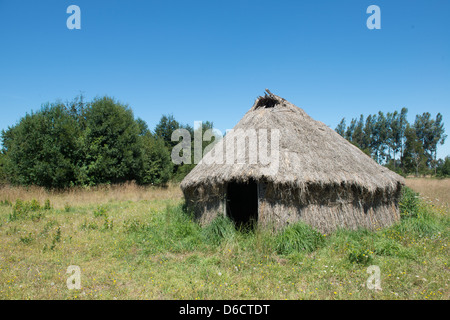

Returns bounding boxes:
[0,181,183,209]
[405,178,450,209]
[1,178,448,211]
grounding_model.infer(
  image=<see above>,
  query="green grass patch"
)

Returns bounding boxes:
[201,215,236,246]
[0,186,448,300]
[275,221,325,255]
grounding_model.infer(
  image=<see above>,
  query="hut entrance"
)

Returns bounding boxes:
[226,180,258,228]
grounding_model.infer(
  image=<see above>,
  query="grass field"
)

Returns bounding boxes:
[0,180,448,300]
[405,178,450,209]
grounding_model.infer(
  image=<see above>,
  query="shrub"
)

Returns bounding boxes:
[50,227,61,250]
[30,211,45,222]
[9,199,27,221]
[80,219,99,231]
[93,205,108,218]
[9,199,45,221]
[19,233,34,245]
[43,199,51,210]
[53,226,61,243]
[40,220,57,237]
[102,216,114,231]
[29,199,40,211]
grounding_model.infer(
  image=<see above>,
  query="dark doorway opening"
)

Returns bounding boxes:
[226,180,258,229]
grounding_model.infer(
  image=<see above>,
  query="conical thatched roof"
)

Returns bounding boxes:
[181,90,404,194]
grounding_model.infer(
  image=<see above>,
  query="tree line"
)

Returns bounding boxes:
[0,96,212,188]
[1,96,448,188]
[335,108,449,176]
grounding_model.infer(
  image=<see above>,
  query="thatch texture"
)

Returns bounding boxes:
[181,90,404,232]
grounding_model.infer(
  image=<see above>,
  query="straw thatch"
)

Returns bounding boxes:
[181,90,404,233]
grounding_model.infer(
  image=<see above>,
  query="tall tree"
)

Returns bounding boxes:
[373,111,388,163]
[136,117,150,136]
[138,132,172,185]
[154,114,181,148]
[0,151,6,184]
[403,124,427,176]
[333,106,447,176]
[79,97,143,185]
[413,112,434,167]
[398,107,409,169]
[430,113,447,174]
[387,111,401,167]
[362,114,375,156]
[352,115,365,149]
[335,118,346,137]
[345,118,357,141]
[437,156,450,177]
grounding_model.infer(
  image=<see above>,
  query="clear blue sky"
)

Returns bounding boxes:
[1,0,449,158]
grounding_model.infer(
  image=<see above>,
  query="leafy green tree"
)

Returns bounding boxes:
[154,114,181,148]
[139,133,172,185]
[0,151,6,184]
[413,112,434,167]
[65,94,89,123]
[79,97,143,185]
[173,121,216,181]
[153,114,216,181]
[1,104,80,188]
[136,117,150,136]
[437,156,450,177]
[0,96,188,187]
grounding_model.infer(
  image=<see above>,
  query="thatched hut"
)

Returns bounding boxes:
[180,90,404,233]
